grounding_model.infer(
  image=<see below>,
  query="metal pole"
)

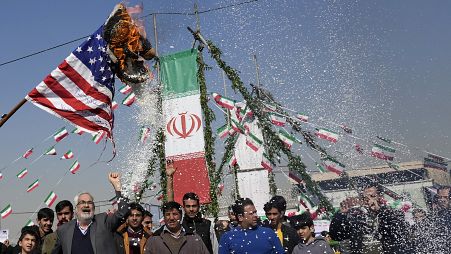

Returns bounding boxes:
[153,14,160,82]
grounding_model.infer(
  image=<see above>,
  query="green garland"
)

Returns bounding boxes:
[207,40,333,212]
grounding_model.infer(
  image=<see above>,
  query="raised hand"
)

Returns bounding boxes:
[108,172,121,191]
[166,160,176,177]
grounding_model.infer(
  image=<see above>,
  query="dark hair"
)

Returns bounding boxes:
[321,231,329,237]
[269,196,287,211]
[162,201,183,215]
[289,212,313,230]
[143,210,153,218]
[182,192,200,205]
[19,227,39,242]
[232,198,254,216]
[37,207,54,221]
[55,200,73,213]
[125,203,145,218]
[437,186,451,199]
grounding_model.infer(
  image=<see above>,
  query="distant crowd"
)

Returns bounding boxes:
[0,164,450,254]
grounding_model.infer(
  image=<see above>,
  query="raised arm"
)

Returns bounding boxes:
[165,160,176,202]
[106,172,129,230]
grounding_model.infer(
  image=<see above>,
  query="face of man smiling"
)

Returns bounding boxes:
[76,193,95,224]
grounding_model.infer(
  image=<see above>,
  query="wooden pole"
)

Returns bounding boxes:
[0,98,27,128]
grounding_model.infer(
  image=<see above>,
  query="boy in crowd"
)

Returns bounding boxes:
[289,213,334,254]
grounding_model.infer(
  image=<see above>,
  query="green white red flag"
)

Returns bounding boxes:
[269,112,286,126]
[278,129,296,149]
[22,148,33,159]
[298,193,316,211]
[161,49,211,204]
[216,124,230,139]
[212,92,235,110]
[53,127,69,142]
[296,113,309,122]
[139,126,151,144]
[0,173,2,180]
[246,132,263,152]
[263,102,277,112]
[44,191,58,207]
[315,162,326,173]
[26,179,40,193]
[71,127,84,135]
[119,84,132,94]
[61,150,74,160]
[231,119,244,134]
[111,101,118,110]
[17,168,28,179]
[371,144,395,161]
[322,157,345,175]
[227,154,237,167]
[261,153,272,172]
[92,131,106,144]
[25,219,34,227]
[69,161,80,174]
[122,92,136,106]
[1,204,12,219]
[44,146,57,155]
[315,128,339,143]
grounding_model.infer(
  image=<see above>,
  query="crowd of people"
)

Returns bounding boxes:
[0,166,450,254]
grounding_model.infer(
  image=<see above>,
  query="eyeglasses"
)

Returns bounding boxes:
[77,201,94,206]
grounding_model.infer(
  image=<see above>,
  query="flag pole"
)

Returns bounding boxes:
[153,14,160,81]
[0,98,27,128]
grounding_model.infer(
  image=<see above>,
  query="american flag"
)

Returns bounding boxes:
[26,25,115,138]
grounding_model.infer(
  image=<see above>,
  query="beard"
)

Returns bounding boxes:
[77,211,94,223]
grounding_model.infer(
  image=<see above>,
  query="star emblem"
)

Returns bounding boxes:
[87,47,93,53]
[76,47,82,53]
[96,34,102,40]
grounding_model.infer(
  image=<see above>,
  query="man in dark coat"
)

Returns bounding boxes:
[329,180,410,254]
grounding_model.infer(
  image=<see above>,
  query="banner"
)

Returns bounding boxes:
[161,49,211,204]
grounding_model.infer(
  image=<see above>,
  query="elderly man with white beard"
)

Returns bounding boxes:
[52,172,128,254]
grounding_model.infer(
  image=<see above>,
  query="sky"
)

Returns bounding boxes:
[1,0,451,242]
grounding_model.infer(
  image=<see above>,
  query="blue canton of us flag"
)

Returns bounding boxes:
[73,25,115,96]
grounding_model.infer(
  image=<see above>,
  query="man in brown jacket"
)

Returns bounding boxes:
[116,203,152,254]
[144,201,209,254]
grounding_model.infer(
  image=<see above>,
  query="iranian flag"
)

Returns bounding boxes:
[323,157,345,175]
[111,101,118,110]
[227,154,237,167]
[278,129,296,149]
[122,92,136,106]
[269,112,286,126]
[296,113,309,122]
[315,128,339,143]
[231,119,244,133]
[92,131,106,144]
[22,148,33,159]
[25,219,35,227]
[119,84,132,94]
[71,127,84,135]
[69,161,80,174]
[217,124,230,139]
[288,170,302,184]
[261,153,272,172]
[371,144,395,161]
[315,162,326,173]
[161,49,211,204]
[17,168,28,179]
[44,191,58,207]
[212,92,235,110]
[246,132,263,152]
[61,150,74,160]
[44,146,57,155]
[1,204,12,219]
[298,193,316,211]
[27,179,40,193]
[139,126,151,144]
[0,173,2,180]
[263,103,277,112]
[53,127,69,142]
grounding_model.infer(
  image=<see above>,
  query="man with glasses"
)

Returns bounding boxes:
[116,203,153,254]
[219,198,285,254]
[53,172,128,254]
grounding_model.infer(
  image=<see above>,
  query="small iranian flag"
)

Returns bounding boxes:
[25,219,35,227]
[44,191,58,207]
[231,119,244,133]
[288,170,302,184]
[298,193,316,211]
[278,129,296,149]
[323,158,345,175]
[315,162,326,173]
[269,112,286,126]
[296,113,309,122]
[53,127,69,142]
[227,154,237,167]
[261,153,272,172]
[61,150,74,160]
[69,161,80,174]
[22,148,33,159]
[246,133,263,152]
[122,92,136,106]
[212,93,235,110]
[27,179,40,193]
[92,131,106,144]
[139,127,151,144]
[216,124,229,139]
[71,127,84,135]
[0,173,2,180]
[371,144,395,161]
[263,103,277,112]
[44,146,57,155]
[1,204,12,219]
[111,101,119,110]
[315,128,339,143]
[119,84,132,94]
[17,168,28,179]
